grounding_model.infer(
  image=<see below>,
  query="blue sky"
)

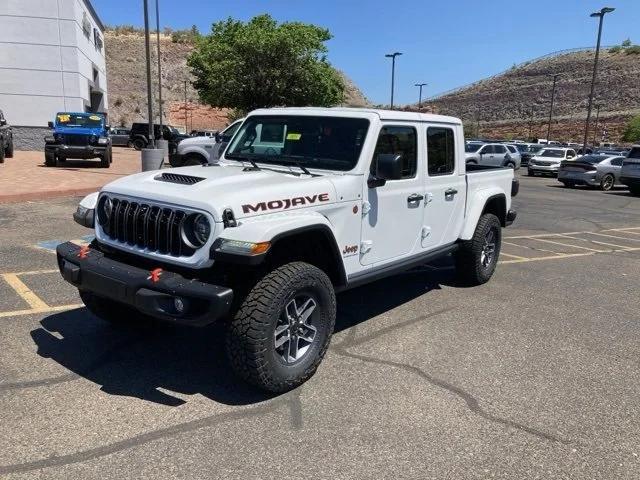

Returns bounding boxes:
[93,0,639,105]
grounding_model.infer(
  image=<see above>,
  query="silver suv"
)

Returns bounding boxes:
[620,145,640,196]
[465,143,519,169]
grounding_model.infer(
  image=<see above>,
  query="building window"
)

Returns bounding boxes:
[94,29,103,51]
[82,12,91,38]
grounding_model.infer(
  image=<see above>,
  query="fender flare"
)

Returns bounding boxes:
[177,144,211,163]
[460,189,507,240]
[211,212,347,286]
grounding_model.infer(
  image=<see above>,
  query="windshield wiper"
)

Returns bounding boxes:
[268,157,312,175]
[225,154,261,170]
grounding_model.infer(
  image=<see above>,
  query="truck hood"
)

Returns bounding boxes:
[180,136,217,146]
[101,164,341,222]
[54,126,105,136]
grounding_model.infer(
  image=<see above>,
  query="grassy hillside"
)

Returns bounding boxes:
[418,47,640,143]
[104,30,369,131]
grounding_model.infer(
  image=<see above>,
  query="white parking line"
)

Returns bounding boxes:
[528,237,607,253]
[555,234,630,250]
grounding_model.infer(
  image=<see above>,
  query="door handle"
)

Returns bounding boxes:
[407,193,424,203]
[445,188,458,197]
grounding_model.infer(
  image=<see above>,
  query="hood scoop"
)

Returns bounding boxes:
[155,172,206,185]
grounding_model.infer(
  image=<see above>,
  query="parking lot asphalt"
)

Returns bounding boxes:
[1,171,639,479]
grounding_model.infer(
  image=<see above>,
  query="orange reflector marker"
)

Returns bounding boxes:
[250,242,271,255]
[147,268,163,283]
[77,245,90,259]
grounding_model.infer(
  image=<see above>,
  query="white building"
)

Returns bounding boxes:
[0,0,108,149]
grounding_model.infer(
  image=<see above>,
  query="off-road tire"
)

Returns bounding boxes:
[226,262,336,393]
[0,143,4,164]
[5,139,13,158]
[44,151,57,167]
[100,149,111,168]
[132,138,146,150]
[455,213,502,287]
[80,290,152,327]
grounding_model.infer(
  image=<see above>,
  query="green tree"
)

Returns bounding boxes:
[622,115,640,143]
[187,15,345,112]
[621,38,632,48]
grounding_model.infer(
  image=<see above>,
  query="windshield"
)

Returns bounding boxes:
[528,145,544,153]
[515,144,529,152]
[55,113,103,128]
[539,149,565,158]
[465,143,482,152]
[225,116,370,171]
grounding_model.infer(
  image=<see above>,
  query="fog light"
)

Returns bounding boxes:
[174,297,186,314]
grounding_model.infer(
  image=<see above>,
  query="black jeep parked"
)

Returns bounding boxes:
[129,123,189,154]
[0,109,15,163]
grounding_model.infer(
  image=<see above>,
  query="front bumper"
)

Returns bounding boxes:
[529,163,560,173]
[45,144,107,159]
[557,170,599,185]
[56,242,233,326]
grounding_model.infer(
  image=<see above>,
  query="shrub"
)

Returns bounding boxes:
[625,45,640,55]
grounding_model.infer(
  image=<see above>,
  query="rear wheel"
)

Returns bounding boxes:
[0,142,4,164]
[600,174,615,191]
[505,161,516,169]
[455,213,502,286]
[132,138,146,150]
[226,262,336,393]
[100,149,111,168]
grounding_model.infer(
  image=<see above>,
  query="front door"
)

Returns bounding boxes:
[360,125,424,266]
[421,125,466,249]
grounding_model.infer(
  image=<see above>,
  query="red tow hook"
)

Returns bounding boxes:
[77,245,90,259]
[147,268,163,283]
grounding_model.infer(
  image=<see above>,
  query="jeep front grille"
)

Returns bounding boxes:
[99,196,196,257]
[62,135,91,146]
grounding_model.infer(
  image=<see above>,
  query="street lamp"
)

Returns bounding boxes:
[143,0,154,148]
[385,52,402,109]
[415,83,428,109]
[546,73,561,143]
[592,104,601,145]
[582,6,615,153]
[155,0,163,131]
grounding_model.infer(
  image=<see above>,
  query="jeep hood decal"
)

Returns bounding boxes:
[101,164,340,222]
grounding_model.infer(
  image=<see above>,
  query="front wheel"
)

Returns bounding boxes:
[100,149,111,168]
[527,168,535,176]
[5,139,13,158]
[132,138,146,150]
[505,161,516,169]
[44,151,57,167]
[455,213,502,286]
[226,262,336,393]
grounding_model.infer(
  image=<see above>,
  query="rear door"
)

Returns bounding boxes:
[492,145,508,166]
[421,125,466,249]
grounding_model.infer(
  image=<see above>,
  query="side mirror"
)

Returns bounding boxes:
[48,121,54,129]
[105,124,111,130]
[369,154,403,188]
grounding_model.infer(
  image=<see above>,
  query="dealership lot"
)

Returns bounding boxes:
[1,173,640,479]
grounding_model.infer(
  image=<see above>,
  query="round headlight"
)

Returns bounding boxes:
[182,213,211,248]
[97,196,113,225]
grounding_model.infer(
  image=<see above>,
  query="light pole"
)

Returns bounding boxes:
[415,83,427,109]
[184,80,188,132]
[155,0,163,130]
[143,0,154,148]
[592,104,601,145]
[385,52,402,109]
[546,73,560,143]
[582,6,615,153]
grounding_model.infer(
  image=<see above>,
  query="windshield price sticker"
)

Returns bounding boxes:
[89,115,102,121]
[57,114,71,123]
[286,133,302,141]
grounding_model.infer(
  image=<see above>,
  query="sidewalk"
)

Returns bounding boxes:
[0,149,142,203]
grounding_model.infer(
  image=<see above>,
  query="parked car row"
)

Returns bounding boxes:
[0,109,15,163]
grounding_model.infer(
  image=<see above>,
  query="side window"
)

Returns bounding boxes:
[427,127,455,176]
[611,157,624,166]
[494,145,506,154]
[371,126,417,179]
[479,145,492,154]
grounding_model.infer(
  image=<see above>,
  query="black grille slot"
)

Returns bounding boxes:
[64,135,91,146]
[156,173,205,185]
[99,196,198,257]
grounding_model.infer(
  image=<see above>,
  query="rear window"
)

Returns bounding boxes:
[506,145,517,153]
[539,149,564,158]
[575,155,605,164]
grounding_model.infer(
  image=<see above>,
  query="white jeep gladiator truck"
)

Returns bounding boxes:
[58,108,518,392]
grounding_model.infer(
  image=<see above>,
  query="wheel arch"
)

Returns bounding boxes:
[460,191,507,240]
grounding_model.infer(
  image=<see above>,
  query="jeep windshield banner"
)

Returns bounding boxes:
[56,113,104,128]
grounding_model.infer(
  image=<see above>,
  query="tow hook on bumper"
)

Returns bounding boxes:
[56,242,233,326]
[506,209,517,226]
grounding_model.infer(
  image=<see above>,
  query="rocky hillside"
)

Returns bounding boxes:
[417,47,640,143]
[104,30,369,131]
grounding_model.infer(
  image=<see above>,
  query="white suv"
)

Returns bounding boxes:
[528,147,577,176]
